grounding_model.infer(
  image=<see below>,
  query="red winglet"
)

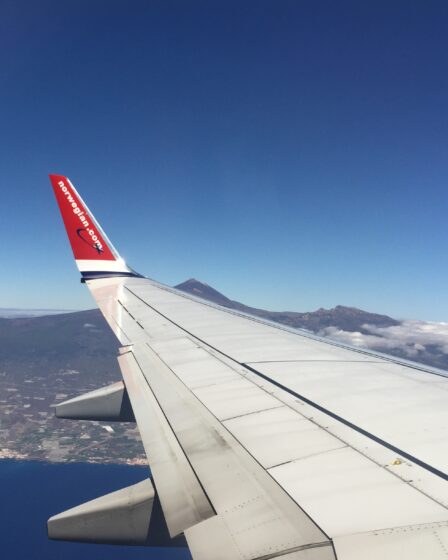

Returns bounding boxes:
[50,175,116,261]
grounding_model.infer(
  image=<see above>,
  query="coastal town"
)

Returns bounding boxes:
[0,365,147,465]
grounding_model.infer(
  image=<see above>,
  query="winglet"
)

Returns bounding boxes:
[50,174,142,280]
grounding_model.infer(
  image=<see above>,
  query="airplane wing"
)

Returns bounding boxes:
[47,174,448,560]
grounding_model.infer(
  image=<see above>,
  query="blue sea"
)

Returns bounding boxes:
[1,460,191,559]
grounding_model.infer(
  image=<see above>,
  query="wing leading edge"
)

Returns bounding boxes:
[48,175,448,560]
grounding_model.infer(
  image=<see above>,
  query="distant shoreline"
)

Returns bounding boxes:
[0,451,147,466]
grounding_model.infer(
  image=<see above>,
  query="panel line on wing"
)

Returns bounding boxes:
[242,363,448,483]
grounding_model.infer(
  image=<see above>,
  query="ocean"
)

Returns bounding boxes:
[1,459,191,559]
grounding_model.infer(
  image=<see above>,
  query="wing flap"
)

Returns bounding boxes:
[333,522,448,560]
[185,516,335,560]
[118,349,215,537]
[127,341,332,559]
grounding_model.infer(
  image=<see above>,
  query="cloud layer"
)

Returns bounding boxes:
[319,320,448,360]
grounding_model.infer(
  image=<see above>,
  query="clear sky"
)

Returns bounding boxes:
[1,0,447,320]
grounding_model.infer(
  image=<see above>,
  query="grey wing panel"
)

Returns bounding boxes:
[86,276,448,559]
[118,278,448,477]
[139,335,448,535]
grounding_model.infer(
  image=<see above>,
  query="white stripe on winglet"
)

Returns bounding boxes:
[75,259,132,273]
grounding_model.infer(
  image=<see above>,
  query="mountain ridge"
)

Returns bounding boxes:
[174,278,399,333]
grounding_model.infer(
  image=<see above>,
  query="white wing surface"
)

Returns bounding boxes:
[48,175,448,560]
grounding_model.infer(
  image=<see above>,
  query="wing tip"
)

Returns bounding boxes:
[50,174,143,280]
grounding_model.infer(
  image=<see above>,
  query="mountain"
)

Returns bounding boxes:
[175,279,448,371]
[174,278,399,332]
[0,310,138,464]
[0,309,121,379]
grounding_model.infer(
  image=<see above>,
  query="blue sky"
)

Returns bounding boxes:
[1,0,447,320]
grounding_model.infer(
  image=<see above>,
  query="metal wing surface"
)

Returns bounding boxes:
[47,175,448,560]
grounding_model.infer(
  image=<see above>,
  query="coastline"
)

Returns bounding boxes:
[0,448,147,465]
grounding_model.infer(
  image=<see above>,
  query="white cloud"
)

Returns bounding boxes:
[318,320,448,359]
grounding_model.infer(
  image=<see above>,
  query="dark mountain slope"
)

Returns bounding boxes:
[175,278,399,332]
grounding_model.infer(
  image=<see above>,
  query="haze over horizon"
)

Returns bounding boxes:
[1,1,447,321]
